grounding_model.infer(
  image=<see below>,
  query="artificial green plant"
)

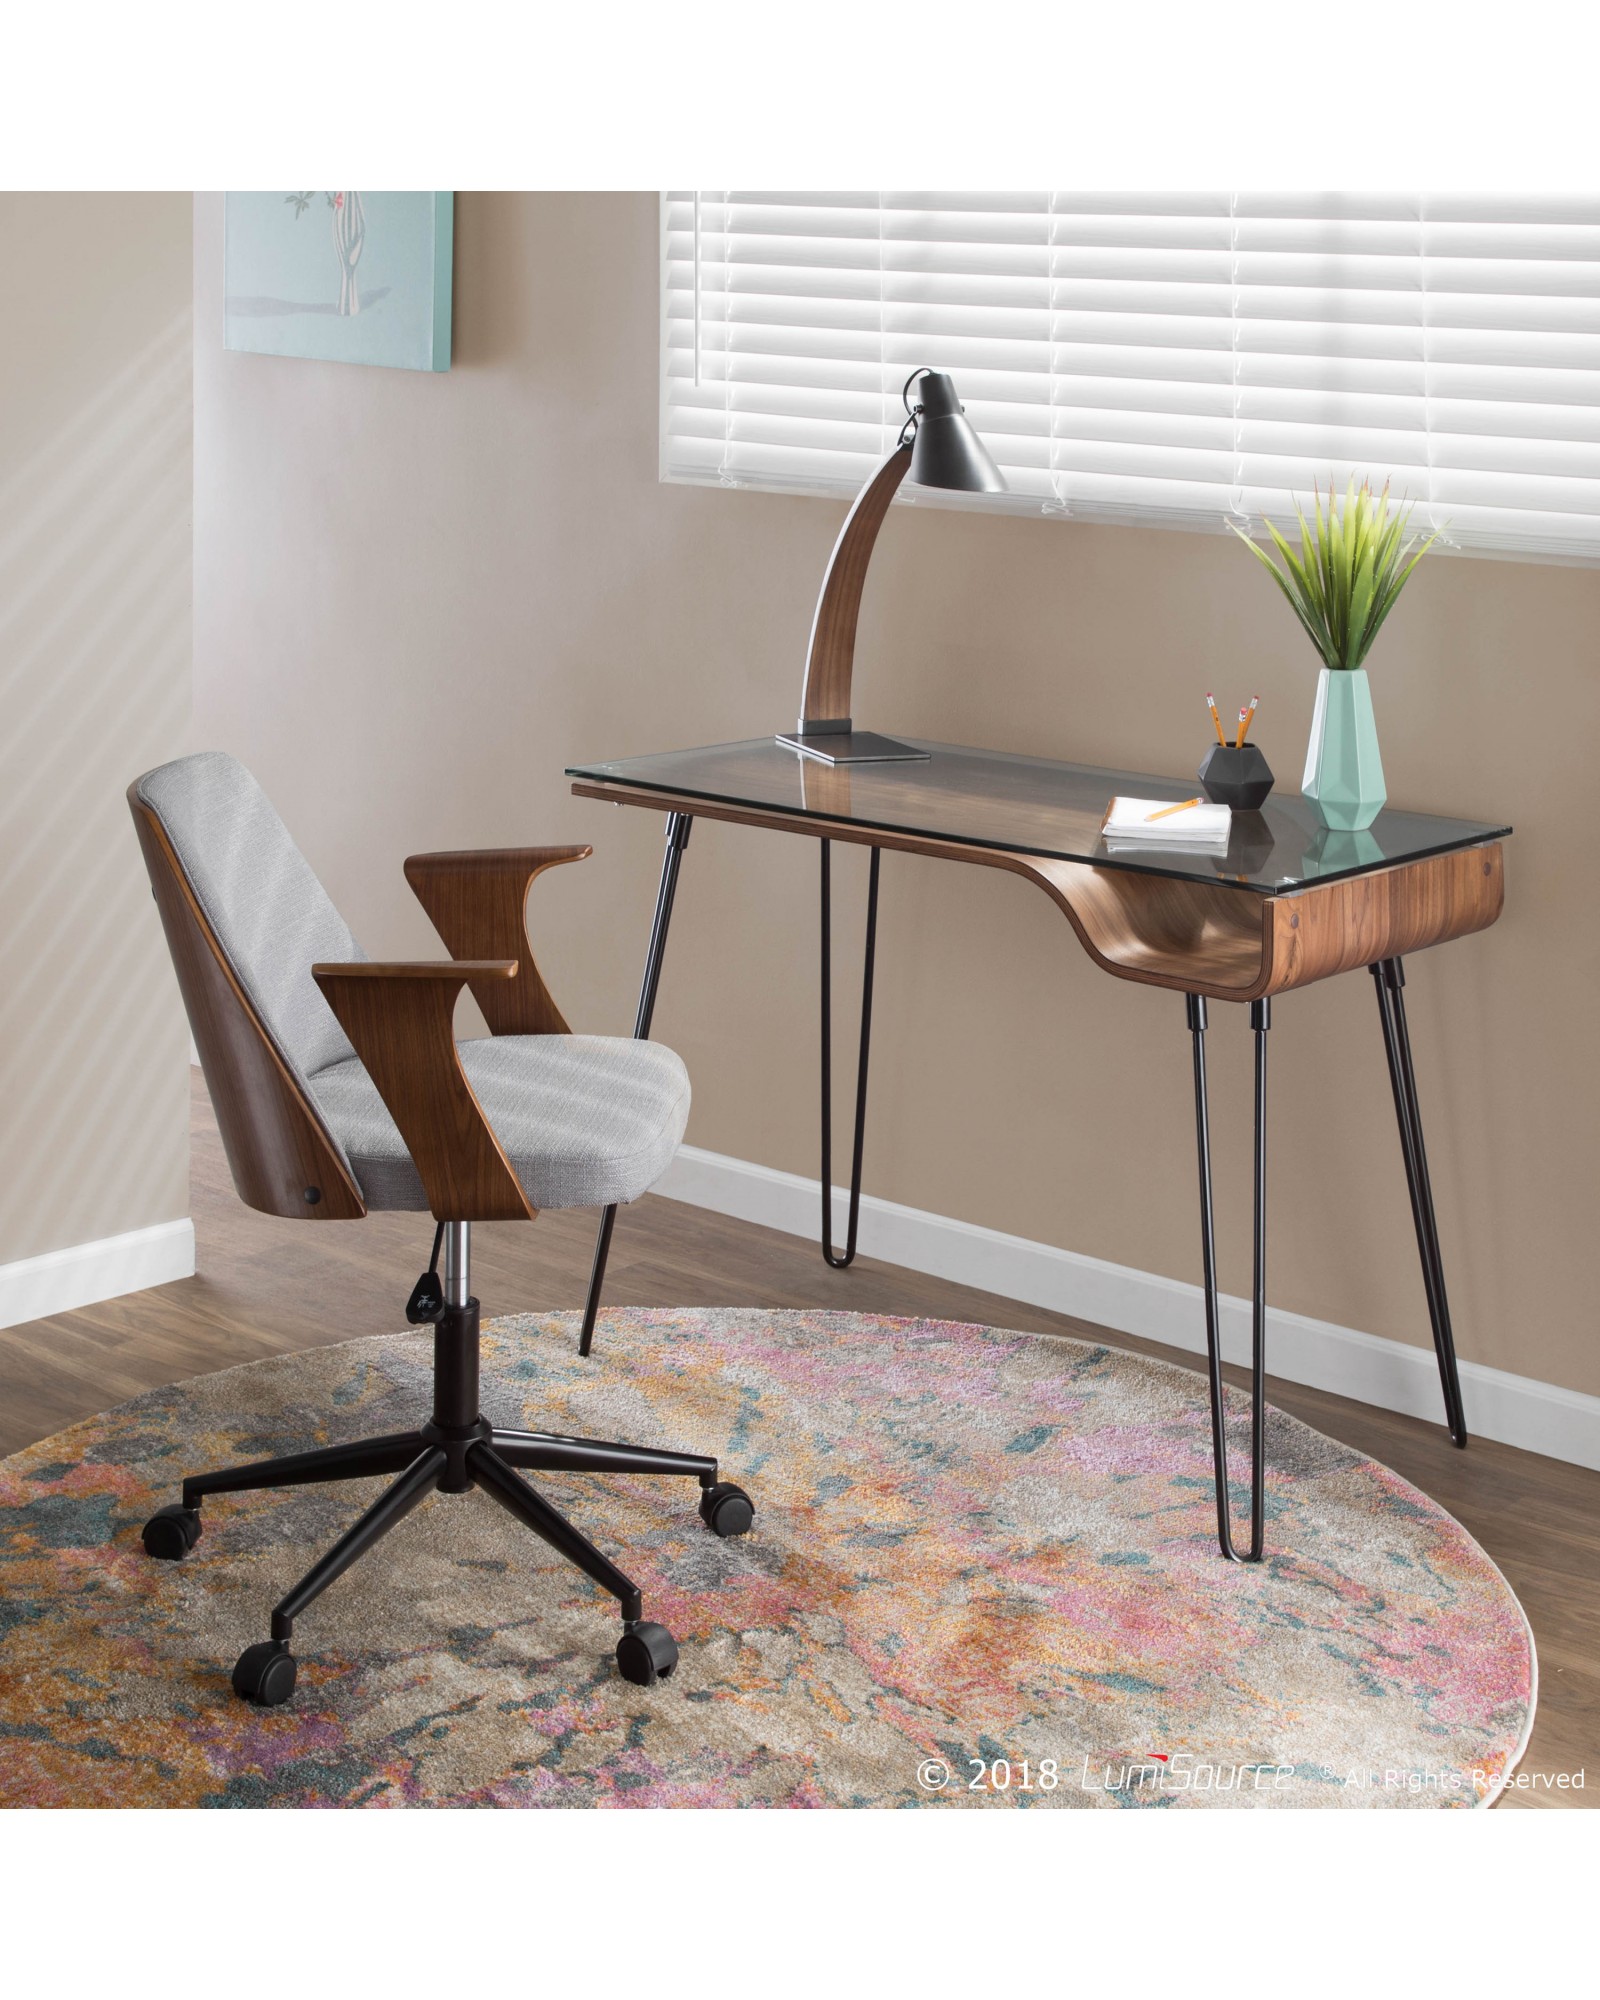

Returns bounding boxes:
[1232,478,1437,671]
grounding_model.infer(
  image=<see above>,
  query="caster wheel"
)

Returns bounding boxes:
[141,1504,202,1561]
[232,1641,297,1707]
[616,1621,678,1688]
[698,1481,754,1539]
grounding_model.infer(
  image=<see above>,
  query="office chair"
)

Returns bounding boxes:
[128,752,752,1706]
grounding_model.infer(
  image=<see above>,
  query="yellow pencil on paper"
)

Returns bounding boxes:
[1237,696,1259,746]
[1145,796,1204,822]
[1206,693,1228,747]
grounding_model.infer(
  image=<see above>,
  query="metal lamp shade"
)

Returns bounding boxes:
[906,372,1007,493]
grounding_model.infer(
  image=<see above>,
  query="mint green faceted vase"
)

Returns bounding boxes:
[1301,666,1386,831]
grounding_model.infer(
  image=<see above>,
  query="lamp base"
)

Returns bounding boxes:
[776,729,930,765]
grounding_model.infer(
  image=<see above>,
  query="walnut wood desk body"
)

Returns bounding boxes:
[569,738,1509,1561]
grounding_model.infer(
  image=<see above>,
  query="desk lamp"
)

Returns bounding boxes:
[777,367,1006,764]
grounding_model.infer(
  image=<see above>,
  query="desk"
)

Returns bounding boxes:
[568,738,1510,1562]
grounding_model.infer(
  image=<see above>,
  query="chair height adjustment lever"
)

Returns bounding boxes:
[405,1221,447,1325]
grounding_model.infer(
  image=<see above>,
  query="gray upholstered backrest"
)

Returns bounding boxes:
[134,752,364,1082]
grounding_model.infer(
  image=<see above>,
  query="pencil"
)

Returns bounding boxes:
[1237,696,1259,747]
[1206,693,1228,747]
[1146,796,1204,822]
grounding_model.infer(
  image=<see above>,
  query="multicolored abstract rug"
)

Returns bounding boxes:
[0,1310,1534,1808]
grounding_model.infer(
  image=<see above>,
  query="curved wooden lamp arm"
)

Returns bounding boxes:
[798,443,913,732]
[403,845,591,1035]
[312,959,536,1222]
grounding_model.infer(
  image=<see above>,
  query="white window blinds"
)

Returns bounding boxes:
[661,191,1600,563]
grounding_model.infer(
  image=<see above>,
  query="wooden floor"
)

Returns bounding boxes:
[5,1071,1595,1809]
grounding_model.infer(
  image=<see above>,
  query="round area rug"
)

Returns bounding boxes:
[0,1310,1534,1809]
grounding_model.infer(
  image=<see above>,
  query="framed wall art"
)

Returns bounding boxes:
[224,191,452,371]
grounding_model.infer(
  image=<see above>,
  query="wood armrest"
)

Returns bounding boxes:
[403,846,591,1035]
[312,960,535,1221]
[318,959,518,980]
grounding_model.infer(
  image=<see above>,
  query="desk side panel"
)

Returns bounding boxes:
[1267,844,1504,995]
[571,782,1505,1005]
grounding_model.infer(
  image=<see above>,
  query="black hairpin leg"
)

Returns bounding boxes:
[1187,993,1269,1563]
[1370,958,1469,1447]
[820,840,881,1269]
[578,812,694,1357]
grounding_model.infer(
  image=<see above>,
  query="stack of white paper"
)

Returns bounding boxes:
[1101,796,1231,848]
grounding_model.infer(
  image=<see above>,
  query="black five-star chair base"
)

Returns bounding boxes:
[141,1292,753,1704]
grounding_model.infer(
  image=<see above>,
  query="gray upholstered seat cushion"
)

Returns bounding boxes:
[310,1035,691,1212]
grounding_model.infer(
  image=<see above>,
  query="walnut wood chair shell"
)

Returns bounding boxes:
[130,791,367,1221]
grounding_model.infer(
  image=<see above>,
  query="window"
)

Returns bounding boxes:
[661,192,1600,563]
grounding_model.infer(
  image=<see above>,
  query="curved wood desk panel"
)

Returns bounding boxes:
[570,779,1504,1003]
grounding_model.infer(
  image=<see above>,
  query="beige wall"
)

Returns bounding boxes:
[193,192,1600,1399]
[0,194,192,1268]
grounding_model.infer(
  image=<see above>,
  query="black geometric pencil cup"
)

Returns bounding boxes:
[1198,741,1275,811]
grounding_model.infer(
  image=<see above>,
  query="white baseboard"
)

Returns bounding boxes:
[657,1147,1600,1472]
[0,1219,196,1331]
